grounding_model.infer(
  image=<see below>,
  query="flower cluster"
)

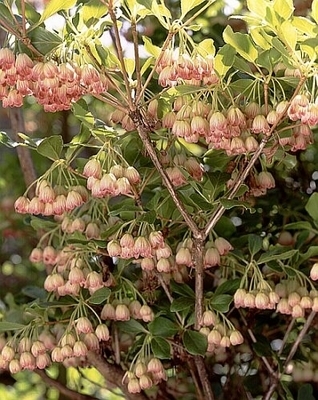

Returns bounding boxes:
[14,180,88,216]
[156,49,219,87]
[101,300,154,323]
[83,159,141,198]
[234,278,318,318]
[199,310,244,353]
[0,48,108,111]
[0,319,110,373]
[126,357,167,394]
[175,237,233,269]
[161,94,316,155]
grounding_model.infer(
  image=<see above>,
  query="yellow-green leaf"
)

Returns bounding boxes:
[280,20,297,51]
[313,0,318,24]
[273,0,294,20]
[143,36,161,58]
[223,26,258,63]
[246,0,268,18]
[292,16,316,38]
[250,28,271,50]
[197,38,215,57]
[181,0,206,18]
[38,0,77,25]
[214,44,236,77]
[124,58,135,78]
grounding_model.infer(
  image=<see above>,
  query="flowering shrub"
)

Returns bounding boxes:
[2,0,318,398]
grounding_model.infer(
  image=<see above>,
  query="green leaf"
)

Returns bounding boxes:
[306,192,318,221]
[37,0,77,25]
[72,100,95,128]
[37,135,63,161]
[214,44,236,76]
[151,337,171,359]
[219,198,251,210]
[297,384,315,400]
[181,0,206,18]
[273,0,294,20]
[170,281,195,298]
[248,234,263,256]
[28,27,62,54]
[0,3,17,28]
[22,286,46,300]
[117,319,148,334]
[223,26,258,63]
[148,317,179,337]
[0,131,15,148]
[258,248,298,264]
[88,287,111,304]
[0,322,26,333]
[136,210,157,224]
[16,0,41,24]
[214,279,240,296]
[183,330,207,356]
[143,36,161,58]
[210,294,232,313]
[252,335,273,357]
[284,221,313,230]
[170,297,194,312]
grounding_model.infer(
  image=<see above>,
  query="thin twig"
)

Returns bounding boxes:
[194,356,215,400]
[131,21,142,100]
[35,370,97,400]
[157,273,183,324]
[277,318,295,357]
[193,237,205,330]
[204,75,307,237]
[187,358,204,400]
[239,310,275,376]
[107,1,134,109]
[86,351,149,400]
[130,110,202,238]
[283,310,316,370]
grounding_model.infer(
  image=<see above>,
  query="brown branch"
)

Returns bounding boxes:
[194,356,215,400]
[8,106,37,198]
[86,351,149,400]
[130,110,202,239]
[204,75,307,238]
[283,310,316,370]
[193,237,205,330]
[107,1,134,110]
[35,370,96,400]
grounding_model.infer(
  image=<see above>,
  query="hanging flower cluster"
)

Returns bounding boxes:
[0,48,108,111]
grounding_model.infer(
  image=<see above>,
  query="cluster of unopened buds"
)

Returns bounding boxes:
[234,278,318,318]
[159,94,316,155]
[0,48,108,111]
[14,179,88,216]
[125,357,167,394]
[40,246,113,296]
[175,237,233,269]
[228,169,276,198]
[156,49,219,87]
[0,317,110,373]
[199,310,244,353]
[101,299,154,322]
[83,159,140,197]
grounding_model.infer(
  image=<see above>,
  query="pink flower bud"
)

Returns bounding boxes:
[95,324,110,341]
[115,304,130,321]
[76,317,93,334]
[83,158,102,179]
[101,303,116,320]
[14,196,29,213]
